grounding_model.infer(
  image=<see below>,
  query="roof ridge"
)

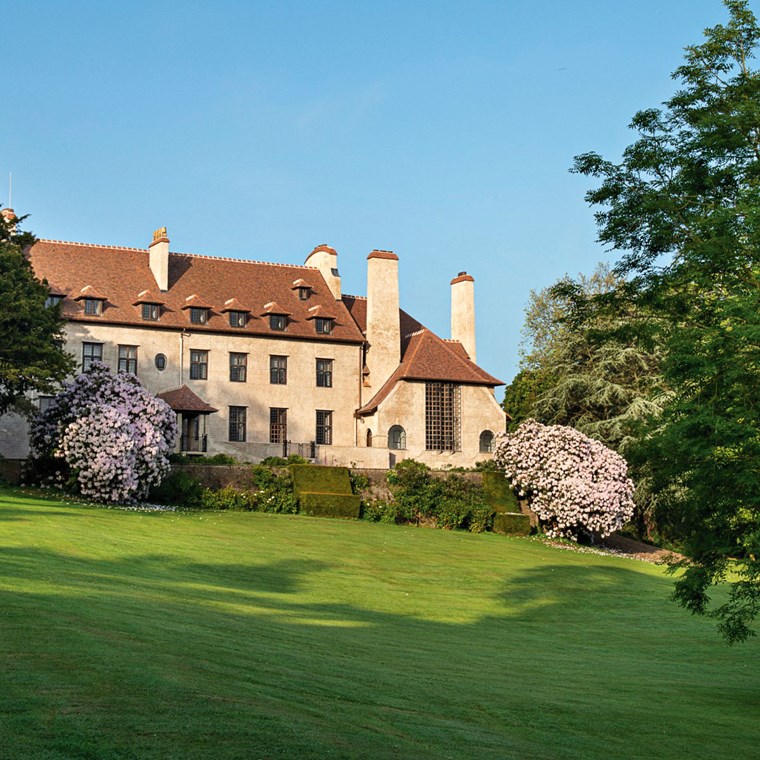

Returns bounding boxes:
[170,251,319,270]
[342,293,366,300]
[38,239,147,252]
[36,240,320,271]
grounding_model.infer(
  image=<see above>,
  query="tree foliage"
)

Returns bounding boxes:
[29,362,177,504]
[573,0,760,642]
[0,209,74,414]
[504,265,665,452]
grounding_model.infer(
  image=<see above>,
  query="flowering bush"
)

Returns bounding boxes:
[29,362,177,504]
[494,420,634,541]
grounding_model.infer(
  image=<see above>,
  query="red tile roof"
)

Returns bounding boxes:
[157,385,218,413]
[221,297,251,313]
[450,273,475,285]
[355,328,502,416]
[133,289,165,305]
[29,240,365,344]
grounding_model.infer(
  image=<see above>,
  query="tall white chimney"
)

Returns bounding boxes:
[451,271,476,362]
[304,244,341,299]
[149,227,170,292]
[366,250,400,389]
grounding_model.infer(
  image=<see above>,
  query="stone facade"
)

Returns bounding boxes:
[1,229,507,468]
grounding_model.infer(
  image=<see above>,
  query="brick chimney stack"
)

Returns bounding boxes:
[451,271,476,362]
[366,250,401,389]
[305,244,341,299]
[149,227,170,292]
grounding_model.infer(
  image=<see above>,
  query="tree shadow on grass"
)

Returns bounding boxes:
[0,546,757,760]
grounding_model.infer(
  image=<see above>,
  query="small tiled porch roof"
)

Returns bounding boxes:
[157,386,218,413]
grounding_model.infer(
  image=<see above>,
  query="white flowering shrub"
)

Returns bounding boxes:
[29,362,177,504]
[494,419,634,541]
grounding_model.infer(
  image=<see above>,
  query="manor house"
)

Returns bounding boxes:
[2,220,506,468]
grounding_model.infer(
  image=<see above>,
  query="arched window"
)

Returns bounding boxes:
[479,430,494,453]
[366,429,373,448]
[388,425,406,450]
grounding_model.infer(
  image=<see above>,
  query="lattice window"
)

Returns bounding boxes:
[229,353,247,382]
[388,425,406,450]
[229,406,247,442]
[82,342,103,371]
[270,355,287,384]
[479,430,494,453]
[118,345,138,374]
[270,408,287,443]
[316,410,333,445]
[316,359,333,387]
[190,350,208,380]
[425,382,461,451]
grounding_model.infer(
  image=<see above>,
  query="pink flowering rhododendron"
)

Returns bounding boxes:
[29,362,177,504]
[494,420,634,541]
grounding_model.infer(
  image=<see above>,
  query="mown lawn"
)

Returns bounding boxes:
[1,487,757,759]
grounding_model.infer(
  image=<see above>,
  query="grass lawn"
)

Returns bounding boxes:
[1,487,758,759]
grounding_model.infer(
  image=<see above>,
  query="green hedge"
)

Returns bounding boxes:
[492,512,531,536]
[481,471,519,513]
[299,492,362,518]
[290,465,353,495]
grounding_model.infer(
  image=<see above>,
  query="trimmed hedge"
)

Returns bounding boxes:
[481,471,519,514]
[299,492,362,518]
[492,512,531,536]
[290,465,353,495]
[291,465,359,518]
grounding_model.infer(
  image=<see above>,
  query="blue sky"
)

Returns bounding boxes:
[3,1,736,391]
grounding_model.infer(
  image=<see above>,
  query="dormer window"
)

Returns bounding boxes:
[75,286,107,315]
[190,307,208,325]
[84,298,102,316]
[44,295,63,309]
[270,314,287,331]
[229,311,246,328]
[297,287,310,301]
[142,303,160,321]
[315,317,333,335]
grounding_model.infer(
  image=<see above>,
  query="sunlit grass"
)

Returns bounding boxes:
[1,487,757,759]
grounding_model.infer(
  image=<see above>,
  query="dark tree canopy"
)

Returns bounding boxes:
[0,210,74,415]
[573,0,760,642]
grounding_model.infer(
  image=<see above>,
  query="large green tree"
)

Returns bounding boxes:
[504,265,665,452]
[0,210,74,415]
[573,0,760,642]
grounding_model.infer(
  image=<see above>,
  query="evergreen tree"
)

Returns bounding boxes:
[0,210,74,414]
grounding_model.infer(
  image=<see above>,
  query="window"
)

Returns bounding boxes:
[45,295,63,309]
[366,429,373,448]
[141,303,160,321]
[190,350,208,380]
[228,311,246,328]
[297,287,310,301]
[118,345,138,374]
[315,318,333,334]
[38,396,54,414]
[270,355,287,384]
[190,307,208,325]
[270,408,287,443]
[269,314,287,331]
[82,342,103,371]
[155,353,167,371]
[316,410,333,445]
[84,298,102,316]
[388,425,406,450]
[229,353,247,382]
[229,406,247,442]
[316,359,333,388]
[425,382,461,451]
[479,430,495,453]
